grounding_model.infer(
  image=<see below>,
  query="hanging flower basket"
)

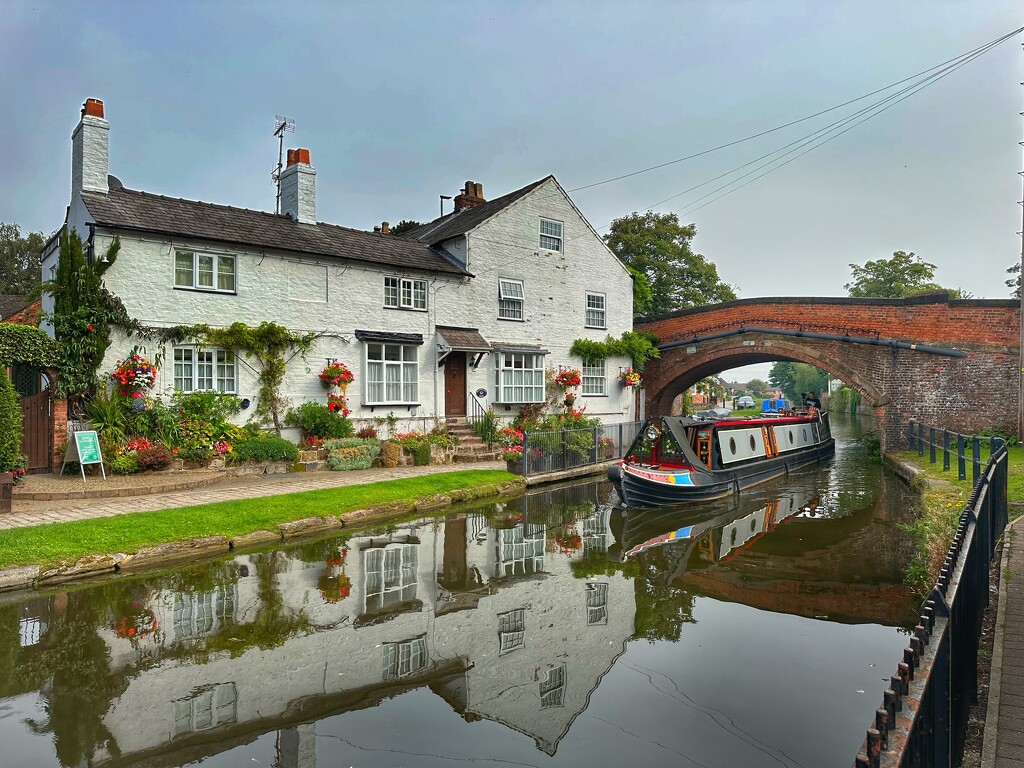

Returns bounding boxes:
[554,369,581,389]
[563,392,577,408]
[619,368,642,388]
[319,362,355,389]
[327,393,350,416]
[318,573,352,603]
[111,354,158,398]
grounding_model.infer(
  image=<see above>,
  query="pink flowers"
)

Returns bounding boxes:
[554,369,582,388]
[326,393,350,416]
[319,362,355,388]
[111,354,157,397]
[620,368,642,387]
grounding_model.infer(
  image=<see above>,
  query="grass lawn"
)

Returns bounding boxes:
[891,443,1021,591]
[0,469,516,570]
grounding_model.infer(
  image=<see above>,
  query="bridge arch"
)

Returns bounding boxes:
[636,294,1020,449]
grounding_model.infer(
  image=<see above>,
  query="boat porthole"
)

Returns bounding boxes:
[788,432,794,445]
[749,435,756,451]
[729,436,736,455]
[802,428,808,440]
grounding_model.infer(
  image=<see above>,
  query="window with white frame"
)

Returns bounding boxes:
[366,343,419,404]
[585,583,609,625]
[498,279,525,321]
[173,347,237,393]
[364,544,418,612]
[382,636,428,680]
[384,276,427,310]
[173,683,237,735]
[539,664,566,708]
[585,292,606,328]
[495,525,545,578]
[581,359,605,396]
[495,352,545,403]
[173,587,237,640]
[498,608,526,654]
[539,218,563,252]
[174,250,236,292]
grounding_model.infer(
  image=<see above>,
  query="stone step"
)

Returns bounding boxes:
[454,451,502,463]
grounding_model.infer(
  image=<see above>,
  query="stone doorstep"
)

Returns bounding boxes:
[0,477,529,593]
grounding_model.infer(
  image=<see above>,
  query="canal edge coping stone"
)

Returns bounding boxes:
[0,476,526,592]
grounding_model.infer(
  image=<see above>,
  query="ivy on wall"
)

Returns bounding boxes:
[143,322,316,435]
[0,324,59,369]
[570,331,660,371]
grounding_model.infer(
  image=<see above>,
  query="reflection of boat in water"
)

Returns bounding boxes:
[617,489,822,583]
[608,411,835,507]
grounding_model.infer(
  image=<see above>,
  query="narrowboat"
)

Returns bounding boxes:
[608,410,834,507]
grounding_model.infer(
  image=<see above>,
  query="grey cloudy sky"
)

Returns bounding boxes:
[2,1,1021,382]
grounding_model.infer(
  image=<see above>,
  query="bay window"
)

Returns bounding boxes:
[495,352,545,403]
[366,343,419,404]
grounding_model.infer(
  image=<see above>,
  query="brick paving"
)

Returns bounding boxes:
[986,515,1024,768]
[0,462,506,530]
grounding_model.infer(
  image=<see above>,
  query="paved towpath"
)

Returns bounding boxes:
[985,513,1024,768]
[0,461,506,530]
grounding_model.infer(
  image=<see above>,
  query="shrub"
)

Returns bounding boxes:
[228,434,299,465]
[110,454,139,475]
[286,401,354,439]
[380,440,400,468]
[324,438,381,471]
[177,418,215,462]
[84,389,129,443]
[0,370,24,475]
[171,390,242,424]
[413,441,432,466]
[357,425,378,439]
[136,444,174,469]
[471,408,500,446]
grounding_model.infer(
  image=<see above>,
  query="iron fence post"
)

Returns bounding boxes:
[929,427,936,464]
[972,437,980,485]
[523,433,530,479]
[957,435,965,481]
[943,430,950,472]
[618,422,623,457]
[917,422,924,457]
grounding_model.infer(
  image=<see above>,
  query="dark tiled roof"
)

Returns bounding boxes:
[354,330,424,345]
[0,295,31,320]
[436,326,492,352]
[401,176,552,245]
[80,187,469,276]
[491,341,549,355]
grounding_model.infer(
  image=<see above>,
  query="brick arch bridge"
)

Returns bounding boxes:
[635,293,1020,449]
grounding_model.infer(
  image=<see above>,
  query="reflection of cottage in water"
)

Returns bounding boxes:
[85,494,633,765]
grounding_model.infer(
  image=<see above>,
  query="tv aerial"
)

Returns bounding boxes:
[272,115,295,214]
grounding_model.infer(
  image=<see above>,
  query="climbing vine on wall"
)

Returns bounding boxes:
[570,331,660,371]
[42,228,134,399]
[0,324,60,369]
[144,322,316,435]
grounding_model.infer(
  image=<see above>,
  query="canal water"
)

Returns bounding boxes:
[0,414,921,768]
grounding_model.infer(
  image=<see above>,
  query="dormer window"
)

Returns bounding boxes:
[539,218,563,252]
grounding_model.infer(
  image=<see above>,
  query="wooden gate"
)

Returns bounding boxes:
[19,390,52,472]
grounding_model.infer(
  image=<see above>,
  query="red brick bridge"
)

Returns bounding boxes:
[635,293,1020,449]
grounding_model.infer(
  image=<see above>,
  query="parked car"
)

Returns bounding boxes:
[737,395,755,408]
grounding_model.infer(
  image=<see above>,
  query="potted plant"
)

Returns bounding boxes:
[619,368,642,388]
[563,391,577,408]
[319,361,355,391]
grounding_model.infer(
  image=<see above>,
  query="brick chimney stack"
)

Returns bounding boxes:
[72,98,109,197]
[280,148,316,224]
[381,221,390,235]
[454,181,485,212]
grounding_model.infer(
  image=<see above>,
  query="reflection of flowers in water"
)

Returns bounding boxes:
[111,603,157,643]
[555,527,582,555]
[320,548,350,603]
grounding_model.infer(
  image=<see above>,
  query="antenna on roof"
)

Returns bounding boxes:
[272,115,295,214]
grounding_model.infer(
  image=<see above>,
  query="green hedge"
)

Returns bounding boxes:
[0,370,24,473]
[0,324,59,368]
[228,435,299,465]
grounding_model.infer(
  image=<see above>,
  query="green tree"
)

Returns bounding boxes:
[746,378,769,397]
[0,222,45,295]
[604,211,736,316]
[844,251,943,298]
[390,219,422,237]
[0,369,23,473]
[1008,261,1021,299]
[769,362,829,403]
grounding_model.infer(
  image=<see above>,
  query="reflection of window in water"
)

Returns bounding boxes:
[173,682,237,735]
[173,587,237,639]
[585,583,609,625]
[382,635,428,680]
[495,525,545,577]
[540,664,567,708]
[498,608,526,653]
[18,617,46,647]
[365,544,418,611]
[581,508,611,555]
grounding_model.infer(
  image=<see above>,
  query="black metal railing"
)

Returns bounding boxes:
[467,395,496,448]
[516,421,642,478]
[907,420,1004,484]
[853,427,1008,767]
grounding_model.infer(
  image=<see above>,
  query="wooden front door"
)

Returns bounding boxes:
[444,353,467,418]
[19,390,51,472]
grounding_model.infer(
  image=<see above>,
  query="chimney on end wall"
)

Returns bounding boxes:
[280,148,316,224]
[72,98,109,197]
[454,181,485,212]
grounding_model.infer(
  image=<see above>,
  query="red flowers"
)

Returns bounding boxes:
[87,324,94,332]
[319,362,355,388]
[111,354,157,396]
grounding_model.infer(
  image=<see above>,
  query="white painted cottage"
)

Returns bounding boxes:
[44,99,636,434]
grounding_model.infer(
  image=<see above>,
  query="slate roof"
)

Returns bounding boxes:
[435,326,492,352]
[0,295,32,320]
[401,176,552,245]
[80,187,470,276]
